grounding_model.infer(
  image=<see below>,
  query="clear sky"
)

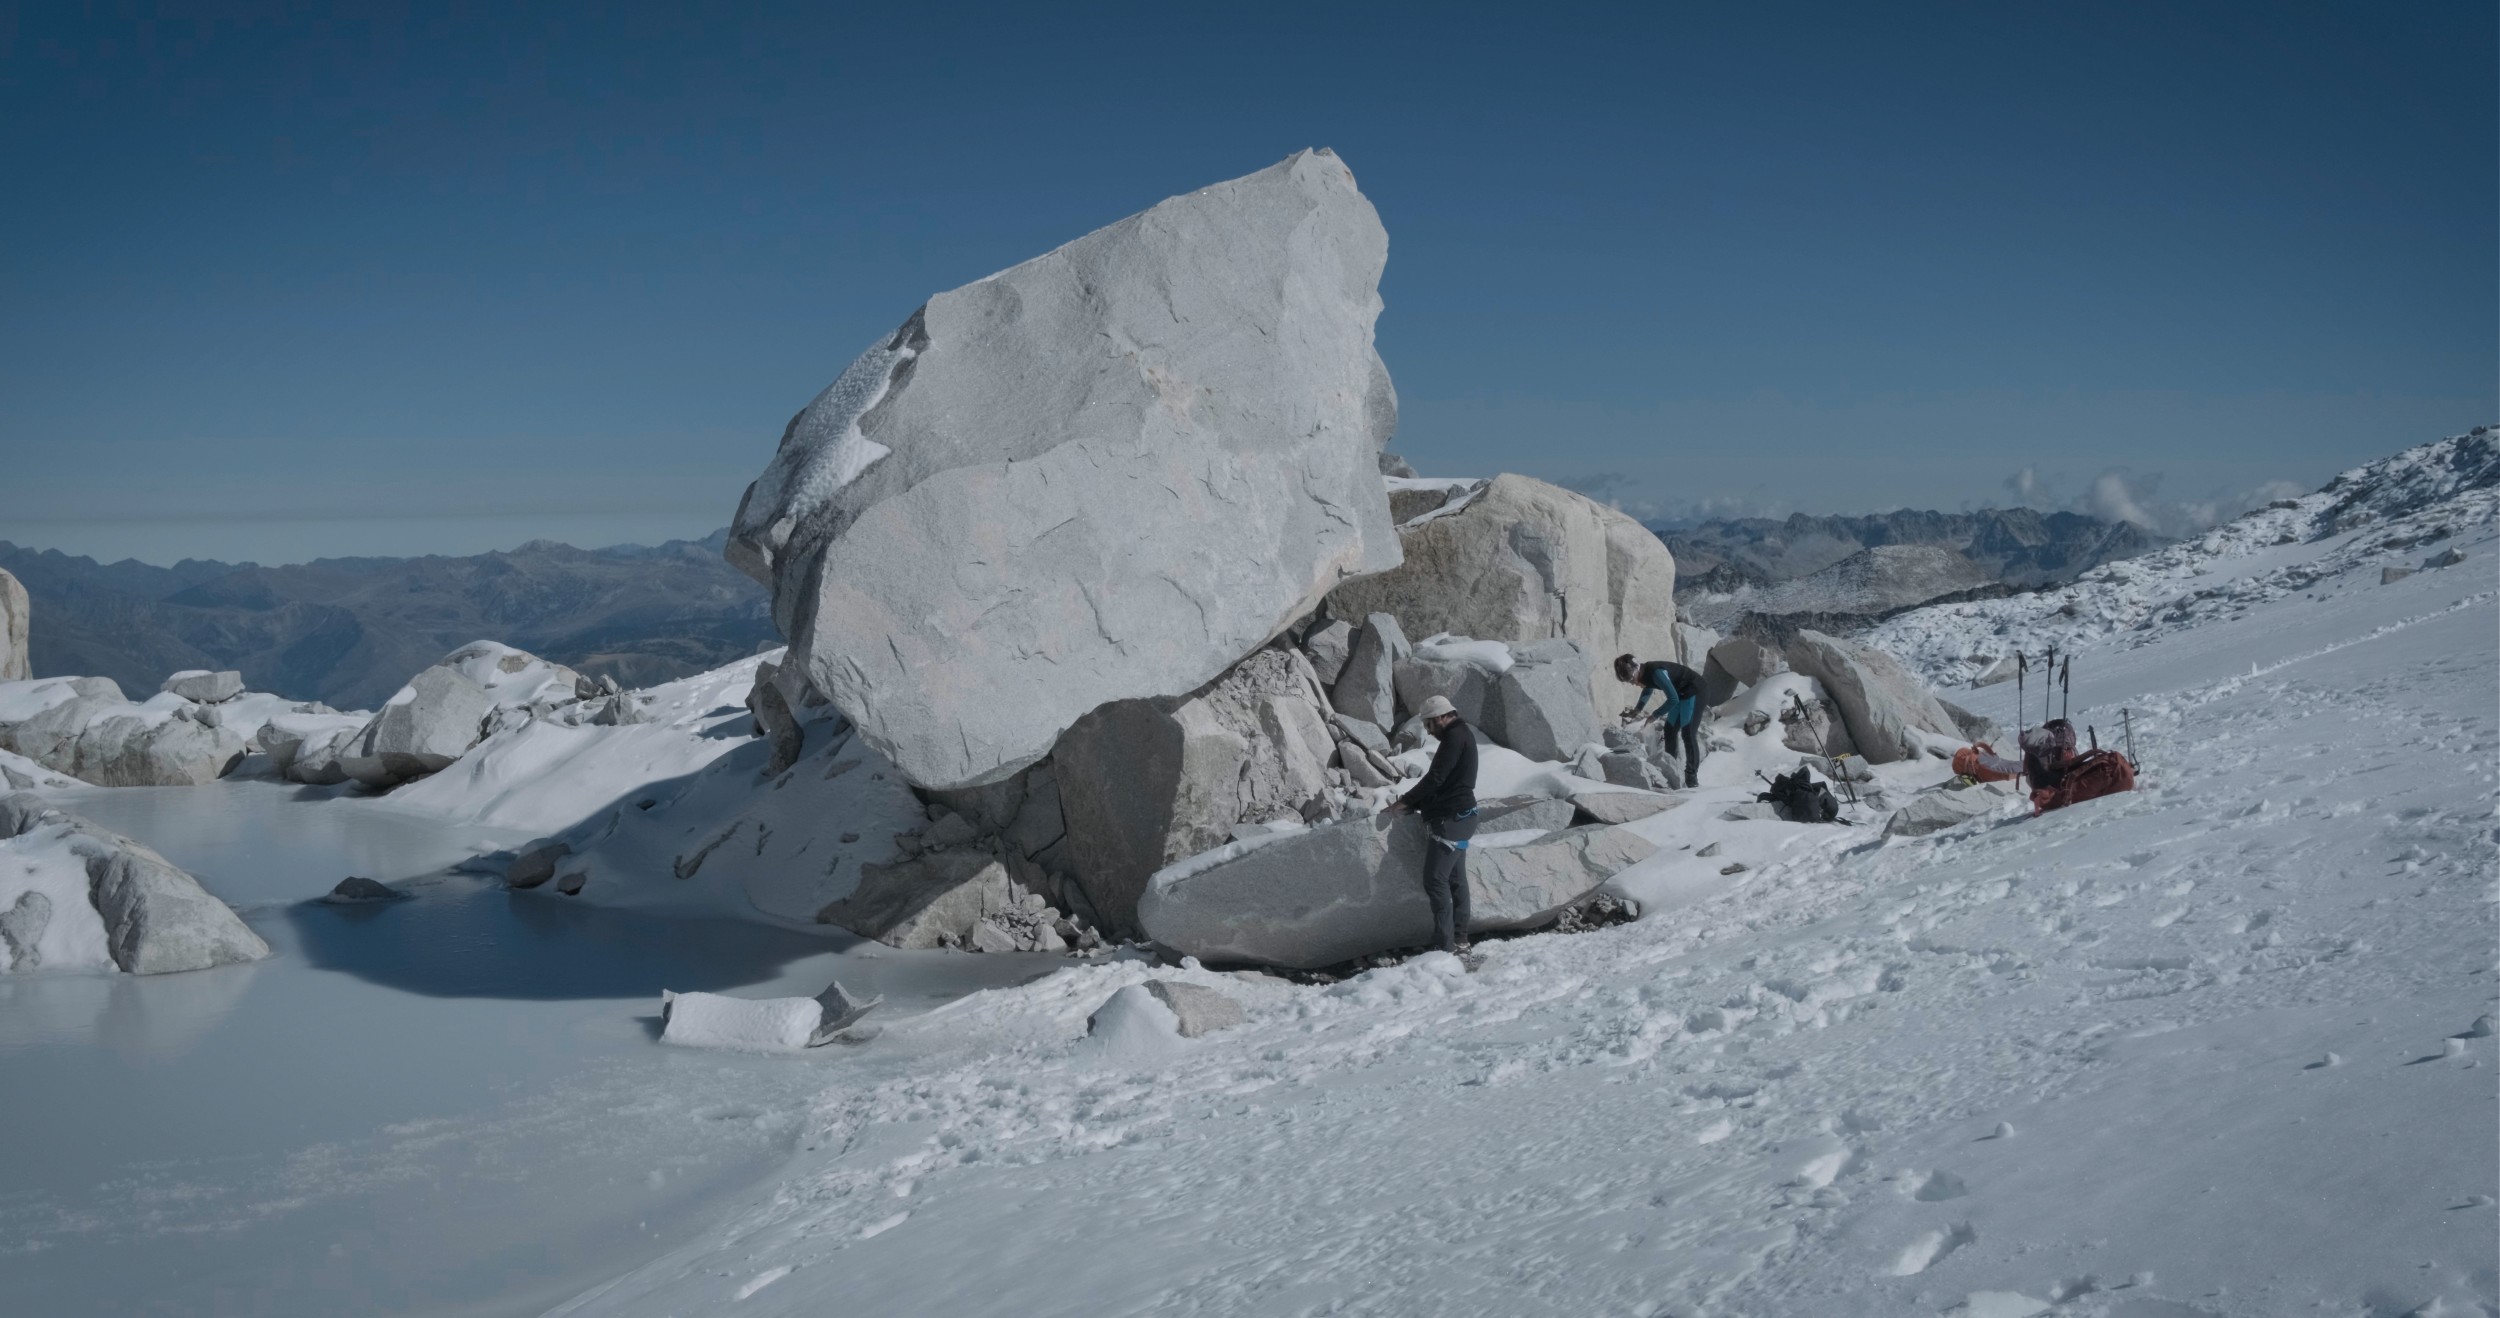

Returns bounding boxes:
[2,2,2491,566]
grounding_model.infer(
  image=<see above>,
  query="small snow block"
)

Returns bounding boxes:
[1719,803,1781,822]
[1142,980,1246,1037]
[2424,547,2467,569]
[2380,565,2416,585]
[659,990,820,1051]
[323,876,408,903]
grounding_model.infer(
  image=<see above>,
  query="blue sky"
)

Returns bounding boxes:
[2,2,2490,565]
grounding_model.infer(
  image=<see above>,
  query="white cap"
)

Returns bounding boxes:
[1417,695,1458,721]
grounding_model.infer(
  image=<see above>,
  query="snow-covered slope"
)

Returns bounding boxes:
[381,652,927,923]
[549,434,2498,1317]
[1870,428,2499,690]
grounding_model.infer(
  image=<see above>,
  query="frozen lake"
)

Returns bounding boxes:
[0,779,1045,1317]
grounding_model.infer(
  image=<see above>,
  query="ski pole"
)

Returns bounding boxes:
[2121,706,2140,773]
[2060,658,2071,722]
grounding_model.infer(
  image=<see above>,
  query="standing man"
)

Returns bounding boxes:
[1615,653,1705,784]
[1386,694,1479,954]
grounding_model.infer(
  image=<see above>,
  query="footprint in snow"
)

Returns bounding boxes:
[1889,1222,1975,1276]
[1909,1169,1969,1201]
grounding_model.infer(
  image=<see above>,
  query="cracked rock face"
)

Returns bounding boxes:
[727,149,1401,790]
[0,568,28,683]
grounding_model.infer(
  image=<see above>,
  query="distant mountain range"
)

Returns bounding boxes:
[1656,507,2164,592]
[1655,507,2167,639]
[2,530,776,709]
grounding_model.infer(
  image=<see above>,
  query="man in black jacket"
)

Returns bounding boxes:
[1386,695,1479,954]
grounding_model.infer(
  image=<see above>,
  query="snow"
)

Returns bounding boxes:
[0,818,114,970]
[1150,823,1312,884]
[6,431,2493,1317]
[1071,983,1186,1067]
[545,437,2495,1318]
[0,676,86,724]
[440,638,588,709]
[660,989,824,1052]
[1410,631,1515,673]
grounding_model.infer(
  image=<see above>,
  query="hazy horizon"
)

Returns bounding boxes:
[4,4,2491,566]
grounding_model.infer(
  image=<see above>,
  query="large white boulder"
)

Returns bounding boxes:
[727,149,1401,790]
[1783,630,1959,765]
[0,793,269,974]
[332,641,589,788]
[340,665,497,787]
[1327,474,1677,727]
[161,670,244,704]
[1483,639,1605,762]
[1054,646,1340,936]
[1137,813,1655,969]
[0,568,27,683]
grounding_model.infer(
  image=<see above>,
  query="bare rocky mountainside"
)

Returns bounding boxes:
[0,529,774,708]
[1661,507,2166,638]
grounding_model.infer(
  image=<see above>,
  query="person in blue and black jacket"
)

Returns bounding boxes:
[1616,653,1705,784]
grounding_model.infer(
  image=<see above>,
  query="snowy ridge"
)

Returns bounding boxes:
[1868,428,2500,690]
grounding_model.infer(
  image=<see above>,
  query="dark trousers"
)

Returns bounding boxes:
[1423,815,1477,952]
[1668,719,1701,779]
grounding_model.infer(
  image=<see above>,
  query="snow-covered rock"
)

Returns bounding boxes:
[0,792,269,973]
[1327,473,1678,726]
[0,677,251,786]
[1883,781,2011,837]
[341,665,497,787]
[0,568,30,682]
[658,990,823,1052]
[161,670,245,703]
[1137,812,1653,968]
[1392,634,1509,728]
[1571,788,1676,824]
[1140,979,1247,1038]
[726,148,1400,791]
[1783,630,1958,765]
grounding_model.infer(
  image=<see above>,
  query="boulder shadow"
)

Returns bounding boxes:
[282,886,856,1002]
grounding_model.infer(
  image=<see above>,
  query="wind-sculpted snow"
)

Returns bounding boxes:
[550,439,2495,1317]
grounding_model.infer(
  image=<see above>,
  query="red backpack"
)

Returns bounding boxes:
[2031,748,2137,814]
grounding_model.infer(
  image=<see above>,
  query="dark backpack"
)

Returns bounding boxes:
[1759,767,1841,824]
